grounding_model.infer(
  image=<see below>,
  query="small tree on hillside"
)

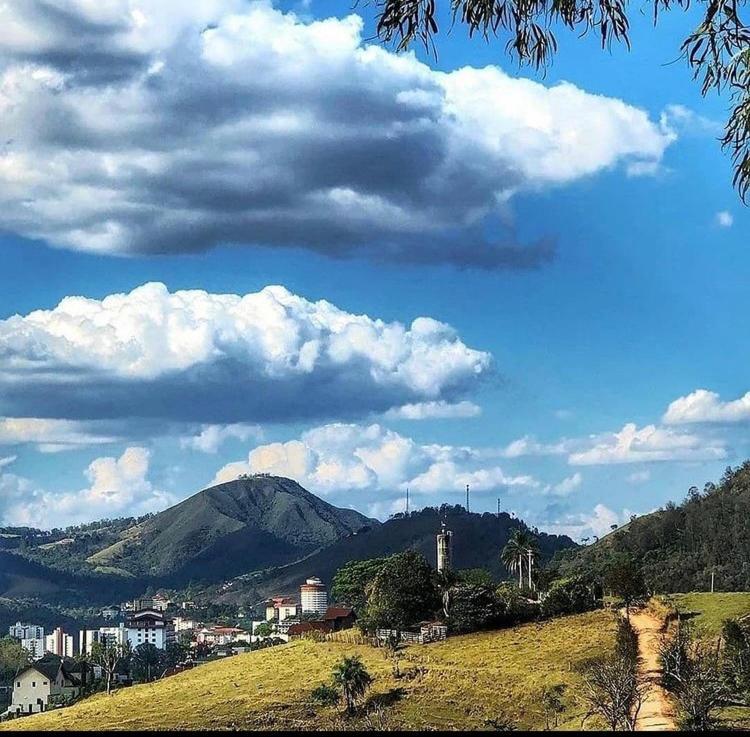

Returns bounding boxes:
[132,643,163,683]
[604,555,647,620]
[581,618,646,731]
[91,641,131,696]
[332,655,373,714]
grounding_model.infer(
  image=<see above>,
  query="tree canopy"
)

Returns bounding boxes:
[366,0,750,201]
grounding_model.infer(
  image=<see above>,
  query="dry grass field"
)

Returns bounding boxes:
[1,610,616,731]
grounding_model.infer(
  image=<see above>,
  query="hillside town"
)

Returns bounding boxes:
[1,573,358,719]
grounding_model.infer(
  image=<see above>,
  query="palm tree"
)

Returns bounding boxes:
[501,529,539,589]
[332,655,373,714]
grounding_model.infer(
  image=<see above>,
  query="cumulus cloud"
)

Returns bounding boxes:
[0,282,491,425]
[384,400,481,420]
[213,422,540,503]
[0,1,674,266]
[546,503,632,540]
[549,472,583,496]
[627,470,651,484]
[664,389,750,425]
[568,422,727,465]
[180,423,262,453]
[0,447,174,528]
[498,434,572,458]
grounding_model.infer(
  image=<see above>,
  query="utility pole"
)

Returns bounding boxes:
[465,484,470,513]
[711,570,715,594]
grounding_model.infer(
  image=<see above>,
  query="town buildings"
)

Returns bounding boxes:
[265,597,298,622]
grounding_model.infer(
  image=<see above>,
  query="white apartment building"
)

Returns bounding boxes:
[20,638,45,660]
[124,609,174,650]
[8,622,44,640]
[44,628,74,658]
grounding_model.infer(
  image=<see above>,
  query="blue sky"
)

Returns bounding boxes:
[0,0,748,539]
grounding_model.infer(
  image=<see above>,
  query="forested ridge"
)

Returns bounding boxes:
[556,462,750,592]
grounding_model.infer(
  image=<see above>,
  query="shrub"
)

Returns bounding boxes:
[311,683,340,707]
[541,577,598,618]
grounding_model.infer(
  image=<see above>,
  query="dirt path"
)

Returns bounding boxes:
[628,609,677,731]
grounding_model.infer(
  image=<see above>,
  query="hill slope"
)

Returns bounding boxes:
[85,476,377,583]
[557,462,750,592]
[213,505,577,604]
[0,610,615,732]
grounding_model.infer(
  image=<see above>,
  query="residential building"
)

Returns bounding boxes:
[173,617,200,633]
[78,630,103,657]
[195,627,248,646]
[265,597,298,622]
[124,609,174,650]
[287,606,356,639]
[300,577,327,615]
[44,628,74,658]
[98,624,128,649]
[20,638,45,661]
[7,657,91,716]
[8,623,44,641]
[124,596,170,613]
[100,605,120,620]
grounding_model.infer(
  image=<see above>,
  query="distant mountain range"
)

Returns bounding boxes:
[0,475,576,608]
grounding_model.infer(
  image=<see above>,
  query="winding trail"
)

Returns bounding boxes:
[628,609,677,731]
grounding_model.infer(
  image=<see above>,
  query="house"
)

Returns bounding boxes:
[195,627,248,646]
[6,657,92,716]
[265,597,298,622]
[125,609,175,650]
[101,605,120,620]
[287,606,356,639]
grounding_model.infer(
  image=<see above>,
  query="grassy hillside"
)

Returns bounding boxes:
[1,611,615,732]
[665,592,750,635]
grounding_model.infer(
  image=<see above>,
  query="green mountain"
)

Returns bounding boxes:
[3,476,376,595]
[554,462,750,593]
[209,504,578,605]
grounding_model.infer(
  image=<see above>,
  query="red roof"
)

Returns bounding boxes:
[323,607,355,621]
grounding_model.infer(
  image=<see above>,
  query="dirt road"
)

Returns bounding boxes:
[628,609,676,731]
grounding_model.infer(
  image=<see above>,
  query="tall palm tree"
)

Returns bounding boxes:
[501,529,539,588]
[332,655,373,714]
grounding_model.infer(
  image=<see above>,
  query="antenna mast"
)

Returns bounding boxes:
[406,487,410,515]
[466,484,470,513]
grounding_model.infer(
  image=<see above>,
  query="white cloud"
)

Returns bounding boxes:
[0,1,674,266]
[384,400,481,420]
[0,455,17,469]
[0,282,491,424]
[1,447,174,528]
[180,423,262,453]
[498,434,572,458]
[716,211,734,228]
[545,503,631,541]
[0,417,119,452]
[627,470,651,484]
[549,472,583,496]
[568,422,727,465]
[213,422,540,502]
[664,388,750,425]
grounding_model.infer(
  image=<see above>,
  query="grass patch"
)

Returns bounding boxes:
[1,610,615,732]
[660,592,750,636]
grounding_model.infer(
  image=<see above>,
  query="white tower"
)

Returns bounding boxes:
[301,577,328,615]
[436,522,453,574]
